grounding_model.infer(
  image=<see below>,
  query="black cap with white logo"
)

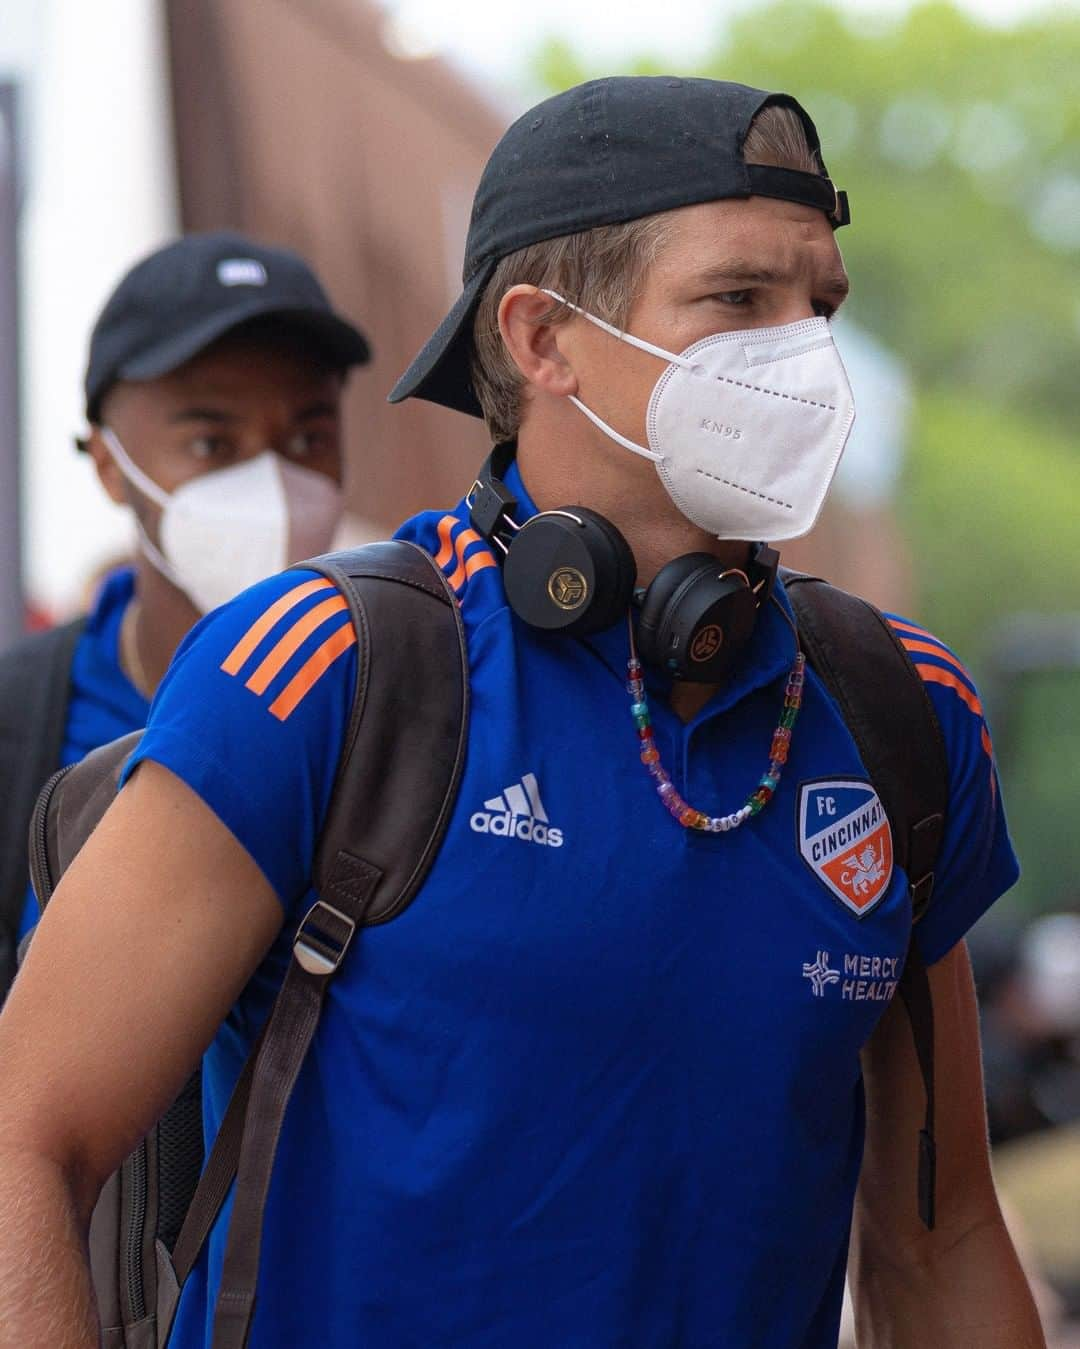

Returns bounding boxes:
[84,231,370,420]
[389,76,848,419]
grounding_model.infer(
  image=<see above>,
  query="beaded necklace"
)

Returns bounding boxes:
[626,610,806,833]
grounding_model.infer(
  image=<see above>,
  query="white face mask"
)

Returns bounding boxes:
[544,290,856,542]
[101,427,344,613]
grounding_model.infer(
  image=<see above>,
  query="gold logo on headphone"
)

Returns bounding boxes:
[690,624,723,663]
[548,567,588,611]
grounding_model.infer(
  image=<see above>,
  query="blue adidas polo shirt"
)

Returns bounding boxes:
[125,463,1017,1348]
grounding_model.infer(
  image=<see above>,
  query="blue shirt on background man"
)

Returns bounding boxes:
[18,569,148,941]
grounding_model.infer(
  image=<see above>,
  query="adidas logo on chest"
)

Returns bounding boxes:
[469,772,563,848]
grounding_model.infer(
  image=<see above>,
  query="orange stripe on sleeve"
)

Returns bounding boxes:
[887,617,938,643]
[221,578,333,676]
[982,723,998,803]
[434,515,460,569]
[269,623,357,722]
[446,528,486,591]
[245,595,349,695]
[898,638,976,687]
[981,724,997,801]
[460,550,498,587]
[914,663,983,718]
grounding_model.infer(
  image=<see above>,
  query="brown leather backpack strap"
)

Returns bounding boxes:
[169,1033,260,1285]
[784,571,948,1229]
[896,943,937,1228]
[26,729,143,913]
[308,539,471,925]
[206,541,468,1347]
[211,896,375,1348]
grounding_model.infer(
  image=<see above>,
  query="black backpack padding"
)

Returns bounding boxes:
[785,571,949,1230]
[26,541,469,1349]
[0,618,86,1004]
[26,554,946,1348]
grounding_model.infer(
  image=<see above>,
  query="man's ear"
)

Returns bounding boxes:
[83,426,128,507]
[497,286,579,400]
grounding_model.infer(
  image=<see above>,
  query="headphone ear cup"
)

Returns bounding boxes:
[636,553,719,668]
[502,507,636,637]
[637,552,757,680]
[573,508,637,632]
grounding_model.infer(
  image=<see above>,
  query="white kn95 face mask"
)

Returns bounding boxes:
[543,290,856,542]
[101,427,343,613]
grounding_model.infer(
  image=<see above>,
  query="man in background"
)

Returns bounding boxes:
[0,232,370,995]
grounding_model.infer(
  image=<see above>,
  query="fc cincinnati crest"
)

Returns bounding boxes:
[797,779,894,918]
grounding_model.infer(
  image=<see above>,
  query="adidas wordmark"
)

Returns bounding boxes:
[469,772,563,847]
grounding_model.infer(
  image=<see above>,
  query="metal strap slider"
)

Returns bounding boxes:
[293,900,357,976]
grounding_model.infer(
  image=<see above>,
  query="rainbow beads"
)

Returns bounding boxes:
[626,649,806,834]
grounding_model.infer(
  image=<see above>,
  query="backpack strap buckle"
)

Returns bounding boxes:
[909,871,935,922]
[907,812,944,923]
[293,900,357,976]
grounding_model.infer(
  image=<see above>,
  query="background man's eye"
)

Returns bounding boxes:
[286,429,339,459]
[189,436,233,462]
[717,290,751,305]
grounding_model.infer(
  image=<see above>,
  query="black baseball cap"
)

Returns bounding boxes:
[389,77,848,419]
[84,231,371,421]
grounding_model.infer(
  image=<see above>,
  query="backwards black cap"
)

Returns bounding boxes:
[389,76,848,419]
[84,231,371,421]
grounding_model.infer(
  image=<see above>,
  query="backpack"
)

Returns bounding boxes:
[0,618,87,1002]
[24,543,945,1349]
[26,542,469,1348]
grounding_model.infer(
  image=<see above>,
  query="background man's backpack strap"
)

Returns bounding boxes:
[0,618,86,1001]
[163,540,470,1349]
[25,727,200,1347]
[25,728,203,1348]
[784,571,949,1230]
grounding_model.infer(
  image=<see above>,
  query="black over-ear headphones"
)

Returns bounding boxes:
[468,444,779,683]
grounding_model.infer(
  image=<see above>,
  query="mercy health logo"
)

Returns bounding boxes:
[470,772,563,848]
[802,950,902,1003]
[797,778,893,918]
[801,950,841,997]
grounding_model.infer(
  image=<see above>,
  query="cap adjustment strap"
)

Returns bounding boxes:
[744,164,850,227]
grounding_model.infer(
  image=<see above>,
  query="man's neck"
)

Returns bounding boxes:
[124,561,202,697]
[516,417,759,724]
[667,681,720,725]
[515,419,752,585]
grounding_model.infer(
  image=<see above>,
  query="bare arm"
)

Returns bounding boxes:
[0,761,283,1347]
[850,940,1045,1348]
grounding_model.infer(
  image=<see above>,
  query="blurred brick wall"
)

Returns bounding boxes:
[166,0,501,531]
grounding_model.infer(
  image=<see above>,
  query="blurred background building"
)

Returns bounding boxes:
[2,0,1079,1333]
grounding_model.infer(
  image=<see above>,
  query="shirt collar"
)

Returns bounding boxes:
[495,457,798,718]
